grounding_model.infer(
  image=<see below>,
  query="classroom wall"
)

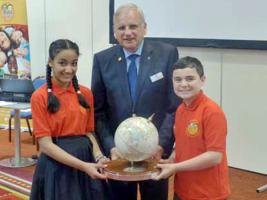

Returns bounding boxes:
[26,0,267,174]
[27,0,94,86]
[27,0,111,86]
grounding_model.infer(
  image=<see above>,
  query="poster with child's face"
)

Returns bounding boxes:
[0,0,31,79]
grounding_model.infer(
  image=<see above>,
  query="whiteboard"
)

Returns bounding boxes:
[110,0,267,50]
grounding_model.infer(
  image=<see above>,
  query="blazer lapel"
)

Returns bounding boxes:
[114,47,132,104]
[135,41,153,102]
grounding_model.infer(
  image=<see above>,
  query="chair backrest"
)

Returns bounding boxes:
[0,79,35,102]
[32,76,46,90]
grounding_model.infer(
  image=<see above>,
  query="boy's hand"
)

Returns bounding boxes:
[152,163,176,180]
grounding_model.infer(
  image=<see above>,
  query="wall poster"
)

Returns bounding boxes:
[0,0,31,128]
[0,0,31,79]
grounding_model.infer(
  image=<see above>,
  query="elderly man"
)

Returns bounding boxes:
[91,3,180,200]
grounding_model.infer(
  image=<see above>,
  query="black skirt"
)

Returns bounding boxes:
[30,136,105,200]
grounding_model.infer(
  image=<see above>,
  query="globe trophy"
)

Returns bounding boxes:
[104,114,160,181]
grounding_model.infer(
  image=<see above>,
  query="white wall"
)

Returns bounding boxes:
[222,50,267,174]
[27,0,96,87]
[92,0,111,54]
[27,0,267,174]
[26,0,46,79]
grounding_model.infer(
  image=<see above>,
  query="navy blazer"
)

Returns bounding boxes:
[91,39,180,158]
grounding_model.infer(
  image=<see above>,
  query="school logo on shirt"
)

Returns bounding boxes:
[187,120,200,137]
[79,106,86,114]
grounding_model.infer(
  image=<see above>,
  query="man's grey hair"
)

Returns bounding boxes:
[113,3,146,30]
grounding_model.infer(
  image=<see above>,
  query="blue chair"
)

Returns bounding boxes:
[32,76,46,90]
[8,109,32,142]
[8,76,46,144]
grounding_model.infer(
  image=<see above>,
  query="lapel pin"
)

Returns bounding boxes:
[118,57,122,61]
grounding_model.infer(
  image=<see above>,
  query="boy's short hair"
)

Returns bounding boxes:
[173,56,204,77]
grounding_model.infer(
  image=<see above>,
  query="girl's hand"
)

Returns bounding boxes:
[110,147,124,160]
[82,162,107,179]
[97,156,110,164]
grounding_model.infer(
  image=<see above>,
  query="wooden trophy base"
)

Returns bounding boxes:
[104,159,160,181]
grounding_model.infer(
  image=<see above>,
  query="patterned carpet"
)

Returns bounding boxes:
[0,185,28,199]
[0,130,36,200]
[0,170,31,194]
[0,170,31,199]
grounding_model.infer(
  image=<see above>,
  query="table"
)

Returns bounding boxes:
[0,101,37,168]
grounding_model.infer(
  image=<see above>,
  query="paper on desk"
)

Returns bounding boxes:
[21,108,31,112]
[0,101,17,106]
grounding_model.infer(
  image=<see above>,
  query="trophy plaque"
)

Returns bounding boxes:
[104,159,160,181]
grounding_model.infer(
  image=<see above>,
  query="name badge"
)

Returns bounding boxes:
[150,72,164,82]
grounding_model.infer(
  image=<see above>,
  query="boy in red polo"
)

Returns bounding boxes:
[153,56,230,200]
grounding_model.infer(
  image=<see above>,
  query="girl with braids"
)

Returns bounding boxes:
[30,39,108,200]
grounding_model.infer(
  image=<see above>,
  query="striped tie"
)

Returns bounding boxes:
[127,54,138,103]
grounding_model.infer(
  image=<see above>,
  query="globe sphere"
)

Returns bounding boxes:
[114,116,159,162]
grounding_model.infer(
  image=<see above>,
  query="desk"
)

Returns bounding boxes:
[0,101,36,168]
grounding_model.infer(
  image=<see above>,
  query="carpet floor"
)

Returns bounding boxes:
[0,170,31,195]
[0,129,267,199]
[0,185,28,200]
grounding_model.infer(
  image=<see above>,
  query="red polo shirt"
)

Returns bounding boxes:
[31,80,94,138]
[174,91,230,200]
